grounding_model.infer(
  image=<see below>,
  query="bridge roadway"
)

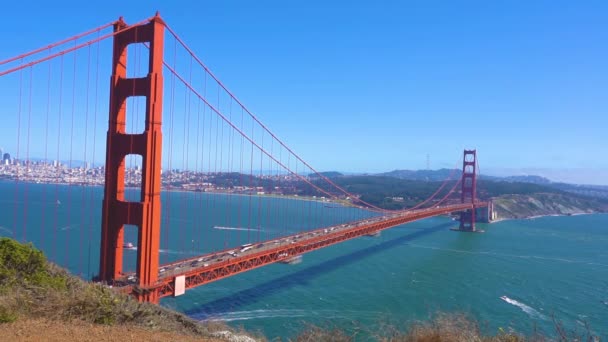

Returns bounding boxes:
[117,201,487,299]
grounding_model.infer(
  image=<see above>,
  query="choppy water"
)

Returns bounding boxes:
[1,181,607,339]
[167,214,608,340]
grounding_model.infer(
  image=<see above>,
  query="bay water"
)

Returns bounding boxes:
[1,181,607,339]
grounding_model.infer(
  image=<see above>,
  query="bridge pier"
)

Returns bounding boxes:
[133,288,161,303]
[451,209,484,233]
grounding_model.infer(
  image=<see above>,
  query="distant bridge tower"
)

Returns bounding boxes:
[97,14,165,303]
[458,149,479,232]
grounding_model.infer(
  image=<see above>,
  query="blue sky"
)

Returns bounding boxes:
[1,1,607,184]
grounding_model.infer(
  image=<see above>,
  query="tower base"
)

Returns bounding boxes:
[450,227,485,233]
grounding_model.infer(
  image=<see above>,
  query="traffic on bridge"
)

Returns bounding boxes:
[116,201,486,300]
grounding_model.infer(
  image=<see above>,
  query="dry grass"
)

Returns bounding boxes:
[290,323,354,342]
[380,313,524,342]
[0,318,223,342]
[0,264,223,336]
[0,238,256,341]
[288,314,524,342]
[289,313,600,342]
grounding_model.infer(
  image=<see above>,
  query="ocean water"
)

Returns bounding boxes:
[166,214,608,340]
[1,181,607,339]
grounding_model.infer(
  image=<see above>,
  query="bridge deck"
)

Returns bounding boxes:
[117,202,486,299]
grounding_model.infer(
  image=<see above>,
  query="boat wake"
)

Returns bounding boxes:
[59,224,77,231]
[500,296,547,320]
[196,308,383,323]
[213,226,262,232]
[0,226,13,235]
[199,309,309,322]
[159,249,200,255]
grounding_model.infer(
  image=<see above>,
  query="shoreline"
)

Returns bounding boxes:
[490,211,599,224]
[0,178,352,208]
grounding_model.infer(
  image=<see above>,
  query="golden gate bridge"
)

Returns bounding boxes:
[0,14,487,303]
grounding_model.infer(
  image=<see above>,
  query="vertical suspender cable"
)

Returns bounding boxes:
[257,132,263,242]
[226,98,234,245]
[13,58,23,241]
[164,38,178,262]
[79,44,92,276]
[194,93,202,253]
[238,105,245,243]
[88,35,101,279]
[42,48,52,252]
[53,55,64,263]
[178,56,189,253]
[200,72,208,253]
[66,41,78,268]
[248,111,254,242]
[23,66,33,243]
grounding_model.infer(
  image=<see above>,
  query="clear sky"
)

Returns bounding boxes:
[1,1,607,184]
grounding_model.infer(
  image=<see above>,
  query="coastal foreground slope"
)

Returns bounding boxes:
[0,237,253,342]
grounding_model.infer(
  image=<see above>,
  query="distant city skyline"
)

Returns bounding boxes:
[1,1,606,185]
[1,147,606,186]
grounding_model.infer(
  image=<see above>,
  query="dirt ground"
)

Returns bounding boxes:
[0,319,223,342]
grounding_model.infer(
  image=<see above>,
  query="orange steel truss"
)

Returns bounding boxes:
[98,15,164,303]
[125,202,486,300]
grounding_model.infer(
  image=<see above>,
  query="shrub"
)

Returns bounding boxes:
[0,238,66,291]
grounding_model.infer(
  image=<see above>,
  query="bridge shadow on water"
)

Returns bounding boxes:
[184,222,451,320]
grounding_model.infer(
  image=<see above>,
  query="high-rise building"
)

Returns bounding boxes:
[2,153,9,163]
[0,148,3,161]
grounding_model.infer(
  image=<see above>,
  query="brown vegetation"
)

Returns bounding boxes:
[0,318,223,342]
[290,313,599,342]
[0,237,248,341]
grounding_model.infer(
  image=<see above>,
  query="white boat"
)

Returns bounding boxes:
[124,242,134,249]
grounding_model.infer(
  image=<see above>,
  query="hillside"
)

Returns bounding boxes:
[491,193,608,220]
[378,169,554,185]
[309,174,608,218]
[0,237,254,342]
[377,168,457,182]
[377,168,608,200]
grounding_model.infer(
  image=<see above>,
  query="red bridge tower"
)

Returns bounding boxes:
[98,15,165,303]
[458,149,480,232]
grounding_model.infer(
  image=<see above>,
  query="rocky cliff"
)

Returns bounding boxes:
[491,193,608,220]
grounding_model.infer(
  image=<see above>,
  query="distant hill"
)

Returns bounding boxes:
[378,168,553,185]
[307,172,608,215]
[378,168,459,182]
[480,174,552,184]
[313,169,608,208]
[550,182,608,199]
[309,171,344,179]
